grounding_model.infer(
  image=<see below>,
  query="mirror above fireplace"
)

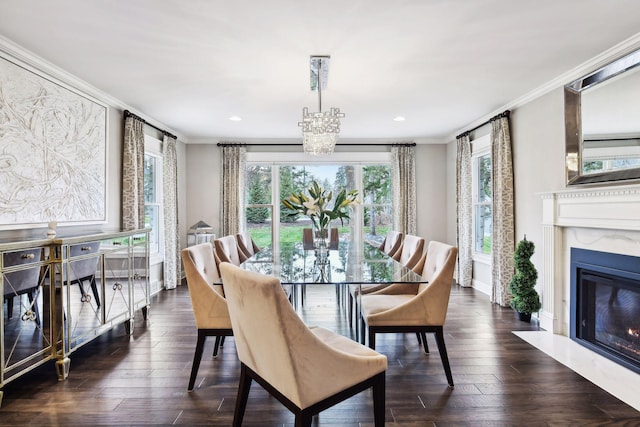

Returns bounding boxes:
[565,48,640,186]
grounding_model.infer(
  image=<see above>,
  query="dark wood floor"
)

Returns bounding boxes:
[1,283,639,426]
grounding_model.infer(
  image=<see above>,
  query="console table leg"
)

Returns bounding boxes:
[56,357,70,381]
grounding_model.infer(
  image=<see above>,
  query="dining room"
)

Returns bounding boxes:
[2,1,640,425]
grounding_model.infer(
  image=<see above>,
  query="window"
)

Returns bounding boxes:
[472,135,492,256]
[144,136,163,257]
[243,152,391,246]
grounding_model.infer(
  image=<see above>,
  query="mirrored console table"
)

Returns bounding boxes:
[0,228,150,406]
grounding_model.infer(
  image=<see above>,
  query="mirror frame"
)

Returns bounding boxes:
[565,48,640,186]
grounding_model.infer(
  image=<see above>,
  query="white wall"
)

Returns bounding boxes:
[185,143,451,245]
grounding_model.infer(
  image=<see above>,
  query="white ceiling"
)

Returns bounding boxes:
[1,0,640,143]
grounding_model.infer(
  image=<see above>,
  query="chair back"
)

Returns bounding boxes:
[68,242,100,282]
[236,231,259,258]
[302,228,314,250]
[379,231,403,256]
[214,235,245,265]
[416,241,458,323]
[220,263,386,409]
[393,234,425,269]
[181,244,230,329]
[2,248,42,297]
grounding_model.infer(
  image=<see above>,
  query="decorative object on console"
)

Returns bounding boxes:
[282,180,358,258]
[298,55,345,156]
[509,236,541,322]
[47,221,57,237]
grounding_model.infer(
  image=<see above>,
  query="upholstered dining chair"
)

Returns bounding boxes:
[67,241,101,307]
[214,234,247,266]
[181,243,233,391]
[392,234,425,270]
[3,248,43,324]
[235,231,260,259]
[219,262,387,427]
[360,241,458,387]
[378,230,403,257]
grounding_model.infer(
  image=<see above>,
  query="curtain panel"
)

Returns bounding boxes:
[391,145,417,235]
[122,115,145,230]
[456,135,473,287]
[163,135,181,289]
[221,145,246,237]
[490,115,515,307]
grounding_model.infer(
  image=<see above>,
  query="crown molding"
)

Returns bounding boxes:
[0,35,185,141]
[448,32,640,143]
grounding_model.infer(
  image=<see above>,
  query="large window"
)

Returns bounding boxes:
[472,135,492,256]
[144,136,163,256]
[243,153,391,247]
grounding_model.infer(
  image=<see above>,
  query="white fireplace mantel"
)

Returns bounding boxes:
[540,184,640,334]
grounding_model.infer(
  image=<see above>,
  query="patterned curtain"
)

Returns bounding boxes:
[490,114,515,306]
[391,145,416,235]
[221,145,246,237]
[122,115,145,229]
[456,134,473,287]
[163,135,181,289]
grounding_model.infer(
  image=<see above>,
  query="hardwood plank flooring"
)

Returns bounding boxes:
[1,284,639,426]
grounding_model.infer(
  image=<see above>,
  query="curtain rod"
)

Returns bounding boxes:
[456,110,510,140]
[124,110,177,140]
[216,142,417,147]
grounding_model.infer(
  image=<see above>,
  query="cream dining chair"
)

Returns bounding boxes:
[360,241,458,387]
[181,243,233,391]
[214,234,247,266]
[378,230,403,257]
[392,233,425,270]
[235,231,260,259]
[219,262,387,427]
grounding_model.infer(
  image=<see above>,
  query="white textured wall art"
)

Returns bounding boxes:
[0,55,107,228]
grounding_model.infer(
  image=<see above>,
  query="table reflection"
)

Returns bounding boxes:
[239,241,425,285]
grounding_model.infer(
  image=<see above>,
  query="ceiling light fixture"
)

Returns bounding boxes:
[299,55,344,156]
[229,115,242,121]
[393,116,406,122]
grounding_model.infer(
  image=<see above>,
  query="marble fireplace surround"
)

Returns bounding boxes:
[540,184,640,336]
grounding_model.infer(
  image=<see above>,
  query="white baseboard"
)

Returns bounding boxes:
[472,278,491,296]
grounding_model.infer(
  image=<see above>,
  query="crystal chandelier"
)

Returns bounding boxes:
[299,56,345,156]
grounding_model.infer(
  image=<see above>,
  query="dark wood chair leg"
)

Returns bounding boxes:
[188,330,207,390]
[434,326,453,387]
[373,372,386,427]
[232,363,252,427]
[220,335,226,347]
[294,412,313,427]
[348,292,353,328]
[89,276,101,307]
[7,296,14,319]
[368,327,376,350]
[212,336,221,357]
[421,332,429,353]
[27,289,40,326]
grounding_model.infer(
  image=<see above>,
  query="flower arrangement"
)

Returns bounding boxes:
[281,180,359,234]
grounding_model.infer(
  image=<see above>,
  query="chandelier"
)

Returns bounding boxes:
[299,56,345,156]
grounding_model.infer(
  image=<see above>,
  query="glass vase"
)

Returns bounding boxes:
[313,226,330,262]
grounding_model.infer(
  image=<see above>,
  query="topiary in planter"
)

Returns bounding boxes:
[509,236,541,321]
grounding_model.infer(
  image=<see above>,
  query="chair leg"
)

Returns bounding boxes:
[90,276,101,307]
[188,330,207,390]
[348,292,353,328]
[212,336,221,357]
[434,327,454,387]
[27,290,41,326]
[7,296,14,319]
[372,372,386,427]
[420,332,429,353]
[220,335,226,347]
[368,327,376,350]
[232,363,252,427]
[294,413,313,427]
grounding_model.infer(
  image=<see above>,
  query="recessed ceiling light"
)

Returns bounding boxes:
[229,115,242,121]
[393,116,405,122]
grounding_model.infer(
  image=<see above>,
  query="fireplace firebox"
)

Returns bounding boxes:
[571,248,640,374]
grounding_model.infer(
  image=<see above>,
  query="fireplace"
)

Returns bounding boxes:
[570,248,640,374]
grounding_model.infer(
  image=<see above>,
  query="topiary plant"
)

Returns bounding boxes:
[509,236,541,317]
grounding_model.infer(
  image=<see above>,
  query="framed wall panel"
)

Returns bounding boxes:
[0,53,107,229]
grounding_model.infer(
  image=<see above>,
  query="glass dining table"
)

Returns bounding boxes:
[236,240,427,340]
